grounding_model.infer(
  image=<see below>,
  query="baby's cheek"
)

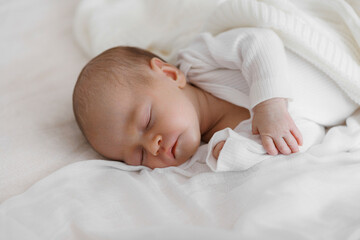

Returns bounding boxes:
[179,133,200,161]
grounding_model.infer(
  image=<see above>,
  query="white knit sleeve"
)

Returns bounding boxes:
[205,117,326,172]
[205,127,269,172]
[177,27,292,109]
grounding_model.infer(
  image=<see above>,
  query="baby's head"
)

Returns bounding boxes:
[73,46,201,169]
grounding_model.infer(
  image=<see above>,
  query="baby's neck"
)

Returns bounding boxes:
[187,84,250,142]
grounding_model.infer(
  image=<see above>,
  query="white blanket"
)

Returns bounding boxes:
[2,0,360,239]
[1,110,360,239]
[74,0,360,103]
[0,0,95,203]
[205,0,360,104]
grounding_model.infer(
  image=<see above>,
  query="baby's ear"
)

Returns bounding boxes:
[150,57,186,88]
[150,57,165,71]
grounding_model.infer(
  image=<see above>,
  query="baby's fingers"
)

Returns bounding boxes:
[283,134,299,153]
[261,135,278,155]
[291,126,303,146]
[274,137,292,155]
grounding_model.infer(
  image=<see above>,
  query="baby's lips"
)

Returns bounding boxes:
[171,139,178,159]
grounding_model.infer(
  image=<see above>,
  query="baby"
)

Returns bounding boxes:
[73,27,357,169]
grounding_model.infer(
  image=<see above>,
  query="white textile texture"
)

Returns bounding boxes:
[74,0,360,104]
[1,110,360,239]
[1,0,360,239]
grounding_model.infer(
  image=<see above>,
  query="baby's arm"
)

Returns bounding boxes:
[212,98,302,158]
[209,118,324,171]
[252,98,303,155]
[212,98,303,158]
[178,28,303,156]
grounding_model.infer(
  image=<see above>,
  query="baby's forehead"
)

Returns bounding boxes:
[83,69,154,120]
[100,86,145,120]
[87,90,146,147]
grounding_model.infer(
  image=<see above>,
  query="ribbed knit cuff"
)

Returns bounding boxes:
[250,77,293,109]
[206,128,269,172]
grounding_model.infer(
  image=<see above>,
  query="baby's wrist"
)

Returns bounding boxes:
[253,98,287,112]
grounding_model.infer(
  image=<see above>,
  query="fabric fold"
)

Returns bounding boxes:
[206,128,269,172]
[205,0,360,104]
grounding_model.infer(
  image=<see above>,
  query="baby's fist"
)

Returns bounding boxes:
[212,141,226,160]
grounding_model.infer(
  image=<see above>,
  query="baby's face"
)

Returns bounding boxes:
[85,62,201,169]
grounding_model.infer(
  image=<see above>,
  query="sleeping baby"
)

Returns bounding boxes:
[73,28,358,169]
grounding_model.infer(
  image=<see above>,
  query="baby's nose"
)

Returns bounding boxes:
[146,134,162,156]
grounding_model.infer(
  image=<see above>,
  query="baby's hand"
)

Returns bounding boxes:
[212,140,226,160]
[252,98,303,155]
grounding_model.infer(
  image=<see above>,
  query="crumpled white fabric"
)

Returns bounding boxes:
[206,127,268,172]
[204,0,360,104]
[205,115,327,172]
[1,110,360,240]
[73,0,219,63]
[2,0,360,238]
[1,0,355,239]
[308,108,360,156]
[74,0,360,104]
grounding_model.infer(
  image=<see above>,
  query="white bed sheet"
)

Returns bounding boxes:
[1,0,360,239]
[0,0,102,203]
[1,112,360,239]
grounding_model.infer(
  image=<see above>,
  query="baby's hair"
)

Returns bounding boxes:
[73,46,164,139]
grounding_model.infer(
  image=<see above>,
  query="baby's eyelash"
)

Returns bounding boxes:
[146,109,152,129]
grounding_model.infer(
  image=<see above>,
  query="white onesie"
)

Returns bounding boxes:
[176,27,358,171]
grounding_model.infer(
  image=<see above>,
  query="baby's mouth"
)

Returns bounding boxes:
[171,140,178,159]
